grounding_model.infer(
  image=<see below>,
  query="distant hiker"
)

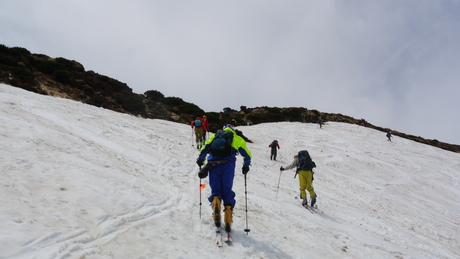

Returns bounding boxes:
[231,118,238,126]
[201,115,209,142]
[191,117,203,149]
[268,140,280,161]
[318,116,323,128]
[386,131,392,142]
[280,150,317,207]
[196,124,252,233]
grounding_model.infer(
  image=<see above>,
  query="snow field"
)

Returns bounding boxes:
[1,83,459,259]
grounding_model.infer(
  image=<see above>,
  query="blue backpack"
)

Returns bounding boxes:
[195,119,202,127]
[298,150,316,171]
[210,129,234,157]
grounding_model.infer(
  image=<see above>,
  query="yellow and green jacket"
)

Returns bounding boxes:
[198,127,252,166]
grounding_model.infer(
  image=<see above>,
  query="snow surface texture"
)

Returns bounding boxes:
[1,83,459,259]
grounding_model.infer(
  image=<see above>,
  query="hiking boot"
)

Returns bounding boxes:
[301,197,308,206]
[311,195,317,207]
[224,205,233,233]
[212,196,221,227]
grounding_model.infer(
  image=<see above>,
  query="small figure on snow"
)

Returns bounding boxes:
[196,124,252,233]
[201,115,209,142]
[191,117,203,149]
[268,140,280,161]
[386,131,392,142]
[280,150,317,207]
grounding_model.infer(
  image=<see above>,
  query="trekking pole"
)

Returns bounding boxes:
[191,128,194,147]
[198,165,204,219]
[199,178,202,219]
[243,174,251,235]
[276,170,282,199]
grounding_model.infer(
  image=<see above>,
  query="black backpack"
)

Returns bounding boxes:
[298,150,316,171]
[210,129,234,157]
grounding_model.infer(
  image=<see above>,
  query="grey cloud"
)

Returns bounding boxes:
[0,0,459,144]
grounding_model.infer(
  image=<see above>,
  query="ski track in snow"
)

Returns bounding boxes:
[1,83,460,259]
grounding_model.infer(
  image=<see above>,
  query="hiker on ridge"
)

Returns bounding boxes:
[386,131,392,142]
[196,124,252,233]
[280,150,317,207]
[268,140,280,161]
[190,117,203,149]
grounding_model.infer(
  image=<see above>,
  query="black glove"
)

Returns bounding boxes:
[198,166,208,179]
[242,165,250,175]
[196,159,204,167]
[198,162,213,179]
[280,166,284,171]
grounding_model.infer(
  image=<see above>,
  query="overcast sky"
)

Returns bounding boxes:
[1,0,459,145]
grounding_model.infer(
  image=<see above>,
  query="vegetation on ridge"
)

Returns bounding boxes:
[1,44,458,153]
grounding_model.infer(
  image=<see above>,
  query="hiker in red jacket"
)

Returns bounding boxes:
[201,115,209,142]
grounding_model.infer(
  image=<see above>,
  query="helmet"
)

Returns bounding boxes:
[196,117,201,120]
[223,124,235,130]
[202,115,207,118]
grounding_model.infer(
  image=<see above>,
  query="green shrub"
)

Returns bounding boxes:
[122,96,145,113]
[247,113,285,124]
[55,57,84,72]
[114,92,146,114]
[10,47,30,56]
[12,67,35,81]
[98,75,110,82]
[265,107,282,113]
[204,112,220,122]
[53,70,75,84]
[0,44,9,54]
[83,85,95,96]
[36,60,65,74]
[144,90,164,101]
[177,102,204,115]
[161,96,185,106]
[283,107,304,119]
[310,109,320,117]
[0,53,17,66]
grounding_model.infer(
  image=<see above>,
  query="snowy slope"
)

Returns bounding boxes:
[1,83,459,259]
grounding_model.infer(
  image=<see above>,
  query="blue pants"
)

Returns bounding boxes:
[207,161,236,207]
